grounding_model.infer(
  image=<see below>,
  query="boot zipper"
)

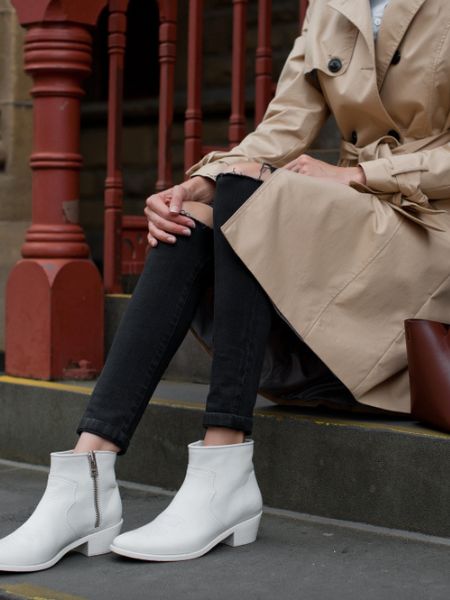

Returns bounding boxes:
[88,451,101,528]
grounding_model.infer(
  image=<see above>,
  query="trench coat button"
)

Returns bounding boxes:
[351,131,358,144]
[391,49,401,65]
[388,129,401,141]
[328,57,342,73]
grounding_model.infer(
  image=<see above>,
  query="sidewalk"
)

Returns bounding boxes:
[0,460,449,600]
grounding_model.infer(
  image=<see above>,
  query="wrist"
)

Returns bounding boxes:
[184,176,215,203]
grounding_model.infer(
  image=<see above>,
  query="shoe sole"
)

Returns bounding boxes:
[110,512,262,562]
[0,520,123,572]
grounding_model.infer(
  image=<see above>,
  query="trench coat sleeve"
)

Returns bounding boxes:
[359,143,450,205]
[186,2,329,181]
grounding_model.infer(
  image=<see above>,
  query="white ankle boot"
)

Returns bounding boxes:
[0,451,122,572]
[110,438,263,561]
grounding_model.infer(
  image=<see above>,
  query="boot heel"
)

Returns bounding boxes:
[77,520,123,557]
[223,513,262,547]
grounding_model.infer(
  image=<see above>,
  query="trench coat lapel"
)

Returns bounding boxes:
[326,0,400,131]
[327,0,375,59]
[375,0,428,89]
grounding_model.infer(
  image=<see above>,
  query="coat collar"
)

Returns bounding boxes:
[327,0,428,89]
[375,0,427,88]
[327,0,375,59]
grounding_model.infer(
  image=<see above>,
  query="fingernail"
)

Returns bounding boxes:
[183,228,191,236]
[168,235,176,243]
[169,205,179,213]
[189,220,196,228]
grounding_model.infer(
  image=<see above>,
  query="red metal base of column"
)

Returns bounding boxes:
[5,259,104,380]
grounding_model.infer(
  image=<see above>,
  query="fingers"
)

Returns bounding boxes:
[284,154,308,171]
[145,187,196,247]
[284,154,316,174]
[169,185,185,214]
[145,206,193,236]
[146,191,195,226]
[147,221,177,247]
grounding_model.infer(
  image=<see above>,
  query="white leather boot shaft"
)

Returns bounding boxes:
[111,439,263,561]
[0,450,122,572]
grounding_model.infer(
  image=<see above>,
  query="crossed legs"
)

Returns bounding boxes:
[76,167,274,454]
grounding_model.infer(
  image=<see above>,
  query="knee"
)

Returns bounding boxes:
[181,200,213,228]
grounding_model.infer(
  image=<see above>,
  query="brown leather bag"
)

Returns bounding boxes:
[405,318,450,433]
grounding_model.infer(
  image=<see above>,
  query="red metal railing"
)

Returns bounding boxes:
[102,0,179,286]
[109,0,310,290]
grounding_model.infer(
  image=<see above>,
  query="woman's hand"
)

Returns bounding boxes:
[284,154,366,186]
[145,176,215,247]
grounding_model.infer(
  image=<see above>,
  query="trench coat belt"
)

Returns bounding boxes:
[340,131,450,232]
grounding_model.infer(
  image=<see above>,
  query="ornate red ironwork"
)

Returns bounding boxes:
[121,0,309,274]
[104,0,178,290]
[156,0,178,191]
[6,0,107,379]
[103,0,129,294]
[184,0,204,172]
[255,0,273,125]
[229,0,248,147]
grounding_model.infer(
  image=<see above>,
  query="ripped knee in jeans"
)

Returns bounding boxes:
[180,200,213,228]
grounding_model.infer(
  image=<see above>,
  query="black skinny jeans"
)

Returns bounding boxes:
[77,174,273,453]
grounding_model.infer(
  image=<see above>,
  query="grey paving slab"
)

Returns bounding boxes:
[0,464,449,600]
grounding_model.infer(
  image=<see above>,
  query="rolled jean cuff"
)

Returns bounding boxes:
[77,417,130,455]
[202,411,253,435]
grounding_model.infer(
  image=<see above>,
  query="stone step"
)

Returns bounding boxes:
[0,374,449,539]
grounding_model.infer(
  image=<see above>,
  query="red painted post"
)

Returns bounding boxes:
[156,1,177,191]
[6,0,107,380]
[229,0,248,147]
[103,0,129,294]
[184,0,204,173]
[255,0,272,125]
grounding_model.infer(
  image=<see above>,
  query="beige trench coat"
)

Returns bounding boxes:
[188,0,450,414]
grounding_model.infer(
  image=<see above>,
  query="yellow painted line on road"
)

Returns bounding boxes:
[0,375,204,409]
[256,406,450,439]
[0,375,92,396]
[0,584,86,600]
[150,397,205,410]
[106,293,131,299]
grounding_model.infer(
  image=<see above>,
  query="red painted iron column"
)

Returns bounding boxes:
[103,0,129,294]
[156,0,177,191]
[6,0,108,379]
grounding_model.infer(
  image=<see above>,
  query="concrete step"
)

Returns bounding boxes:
[0,374,449,539]
[0,459,449,600]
